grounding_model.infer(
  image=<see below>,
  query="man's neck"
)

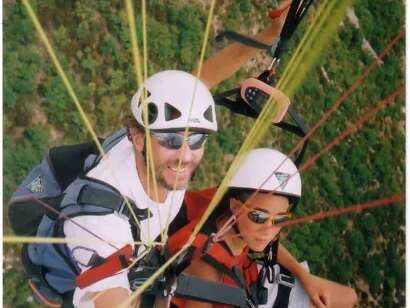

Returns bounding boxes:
[135,154,168,203]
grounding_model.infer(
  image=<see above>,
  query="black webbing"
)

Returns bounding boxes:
[201,254,247,290]
[216,31,271,50]
[48,141,102,190]
[272,266,295,308]
[215,95,309,166]
[212,1,315,167]
[215,97,259,118]
[274,0,315,58]
[76,185,152,220]
[77,185,124,210]
[174,273,248,307]
[213,87,242,101]
[214,1,315,60]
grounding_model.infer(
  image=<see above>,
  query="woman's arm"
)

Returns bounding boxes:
[94,288,133,308]
[277,243,358,308]
[277,242,310,283]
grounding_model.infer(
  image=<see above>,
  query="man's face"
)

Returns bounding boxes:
[132,129,205,191]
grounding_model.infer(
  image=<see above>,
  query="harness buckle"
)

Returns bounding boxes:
[202,233,216,254]
[118,200,127,217]
[277,273,295,288]
[118,197,135,219]
[246,297,257,308]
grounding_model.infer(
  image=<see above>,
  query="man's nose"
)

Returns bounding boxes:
[179,144,193,163]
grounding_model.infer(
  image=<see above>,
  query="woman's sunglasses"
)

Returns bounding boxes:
[151,132,208,150]
[243,204,292,225]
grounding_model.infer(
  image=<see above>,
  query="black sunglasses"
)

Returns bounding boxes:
[243,204,292,225]
[151,132,208,150]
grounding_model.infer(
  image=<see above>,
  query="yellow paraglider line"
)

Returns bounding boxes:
[9,1,403,306]
[3,235,165,247]
[90,248,151,303]
[21,0,144,245]
[163,0,217,244]
[124,0,166,246]
[122,0,359,300]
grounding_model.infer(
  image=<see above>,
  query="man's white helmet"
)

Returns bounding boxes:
[131,70,217,133]
[229,148,301,199]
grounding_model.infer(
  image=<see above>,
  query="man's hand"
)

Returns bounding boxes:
[193,0,292,89]
[94,287,133,308]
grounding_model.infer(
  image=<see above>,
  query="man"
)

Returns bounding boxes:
[64,70,217,308]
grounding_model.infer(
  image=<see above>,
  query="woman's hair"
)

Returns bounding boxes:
[208,187,298,223]
[207,187,256,222]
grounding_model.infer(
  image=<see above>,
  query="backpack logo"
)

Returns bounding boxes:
[274,172,290,188]
[27,176,44,193]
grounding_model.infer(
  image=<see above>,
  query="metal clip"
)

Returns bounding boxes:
[202,233,216,254]
[116,199,130,220]
[277,273,295,288]
[246,297,257,308]
[269,37,280,57]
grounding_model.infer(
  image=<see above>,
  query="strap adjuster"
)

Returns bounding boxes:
[277,273,295,288]
[118,199,129,218]
[202,233,216,254]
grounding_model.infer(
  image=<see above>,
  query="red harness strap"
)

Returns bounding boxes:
[184,187,217,220]
[75,244,134,289]
[169,189,261,308]
[75,188,217,290]
[168,217,240,277]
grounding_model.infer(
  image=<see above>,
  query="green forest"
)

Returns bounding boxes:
[4,0,404,307]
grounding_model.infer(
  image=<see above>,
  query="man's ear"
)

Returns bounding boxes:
[129,127,145,152]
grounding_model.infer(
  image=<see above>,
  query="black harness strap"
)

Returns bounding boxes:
[272,266,296,308]
[201,254,246,290]
[212,1,316,169]
[174,273,248,307]
[214,94,309,168]
[216,31,272,50]
[77,185,123,209]
[48,140,103,190]
[274,0,315,59]
[76,184,152,220]
[216,1,315,60]
[201,254,260,307]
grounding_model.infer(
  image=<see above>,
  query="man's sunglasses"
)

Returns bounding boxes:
[243,204,292,225]
[151,132,208,150]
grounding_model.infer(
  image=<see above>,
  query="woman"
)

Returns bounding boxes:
[169,148,357,308]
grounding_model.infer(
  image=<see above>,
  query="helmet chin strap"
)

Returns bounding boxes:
[232,221,243,240]
[248,235,280,284]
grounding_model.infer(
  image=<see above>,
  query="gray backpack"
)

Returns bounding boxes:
[8,129,139,306]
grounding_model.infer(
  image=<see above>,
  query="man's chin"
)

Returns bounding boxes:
[159,176,190,191]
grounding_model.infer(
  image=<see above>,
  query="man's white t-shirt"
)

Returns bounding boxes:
[64,137,185,307]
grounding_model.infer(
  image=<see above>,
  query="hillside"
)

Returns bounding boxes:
[4,0,404,307]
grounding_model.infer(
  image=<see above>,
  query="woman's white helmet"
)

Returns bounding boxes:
[229,148,301,199]
[131,70,217,133]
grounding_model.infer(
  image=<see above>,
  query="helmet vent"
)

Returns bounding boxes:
[203,105,213,122]
[164,103,182,121]
[138,89,151,107]
[274,172,290,189]
[141,102,158,125]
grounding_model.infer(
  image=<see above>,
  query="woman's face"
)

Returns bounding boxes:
[230,192,290,252]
